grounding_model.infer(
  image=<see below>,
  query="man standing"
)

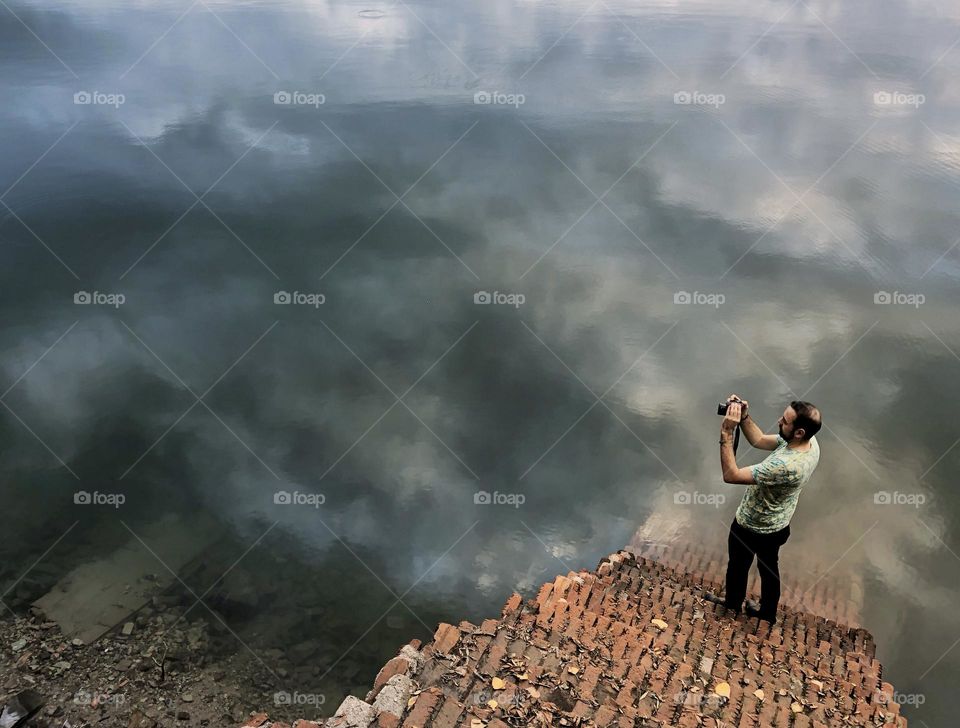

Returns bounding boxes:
[703,396,822,623]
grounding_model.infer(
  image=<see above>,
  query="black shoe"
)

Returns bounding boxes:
[744,599,776,623]
[703,591,740,613]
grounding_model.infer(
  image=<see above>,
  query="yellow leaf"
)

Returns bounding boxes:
[650,619,669,630]
[517,672,529,681]
[791,702,803,713]
[487,699,498,709]
[492,677,505,690]
[753,689,765,701]
[567,666,579,674]
[407,696,416,707]
[714,682,731,698]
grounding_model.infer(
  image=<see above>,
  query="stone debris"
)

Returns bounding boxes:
[0,594,279,727]
[244,549,908,727]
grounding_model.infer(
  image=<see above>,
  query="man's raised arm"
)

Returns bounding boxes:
[729,395,779,451]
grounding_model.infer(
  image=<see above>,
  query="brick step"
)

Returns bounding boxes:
[241,550,906,728]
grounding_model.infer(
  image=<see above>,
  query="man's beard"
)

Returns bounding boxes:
[779,425,788,439]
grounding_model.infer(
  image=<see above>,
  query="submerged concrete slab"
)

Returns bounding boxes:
[33,514,219,644]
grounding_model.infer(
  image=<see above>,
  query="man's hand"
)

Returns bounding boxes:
[721,401,742,434]
[728,394,748,420]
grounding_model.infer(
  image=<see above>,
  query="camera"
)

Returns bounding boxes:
[717,396,743,416]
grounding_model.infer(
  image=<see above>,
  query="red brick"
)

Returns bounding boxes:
[433,623,461,654]
[373,656,412,691]
[376,714,400,728]
[401,687,444,727]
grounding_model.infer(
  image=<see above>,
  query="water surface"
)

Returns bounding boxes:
[2,0,960,722]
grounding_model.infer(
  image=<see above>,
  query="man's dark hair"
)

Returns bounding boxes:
[789,400,821,440]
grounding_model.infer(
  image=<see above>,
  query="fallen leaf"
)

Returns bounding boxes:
[714,682,731,698]
[517,672,529,680]
[650,619,669,630]
[492,677,505,690]
[753,689,765,701]
[407,696,416,707]
[791,702,803,713]
[487,699,498,709]
[568,666,580,675]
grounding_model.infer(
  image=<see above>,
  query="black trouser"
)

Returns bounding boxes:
[723,518,791,618]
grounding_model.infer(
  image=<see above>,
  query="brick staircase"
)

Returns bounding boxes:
[627,514,866,628]
[241,550,906,728]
